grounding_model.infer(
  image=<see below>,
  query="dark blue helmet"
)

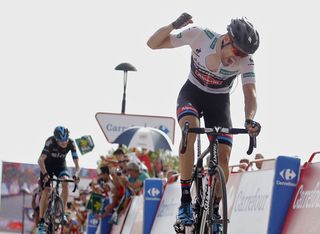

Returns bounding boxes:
[54,126,69,142]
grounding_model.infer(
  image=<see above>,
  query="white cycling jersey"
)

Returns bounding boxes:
[170,26,256,94]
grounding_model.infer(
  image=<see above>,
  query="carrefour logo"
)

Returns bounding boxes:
[276,168,298,187]
[89,217,99,225]
[280,169,296,181]
[147,187,161,197]
[146,187,162,201]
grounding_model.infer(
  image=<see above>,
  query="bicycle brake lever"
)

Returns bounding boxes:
[246,135,256,155]
[72,183,78,193]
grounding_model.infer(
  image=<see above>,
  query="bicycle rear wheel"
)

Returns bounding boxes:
[208,165,228,234]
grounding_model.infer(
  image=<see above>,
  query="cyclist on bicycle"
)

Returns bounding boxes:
[37,126,80,233]
[147,13,261,230]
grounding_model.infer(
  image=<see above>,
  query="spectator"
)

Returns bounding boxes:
[254,153,264,170]
[136,148,152,172]
[77,189,89,232]
[166,170,179,183]
[98,165,122,217]
[152,157,165,178]
[113,148,129,174]
[240,158,249,165]
[125,162,150,195]
[64,200,79,233]
[238,158,249,172]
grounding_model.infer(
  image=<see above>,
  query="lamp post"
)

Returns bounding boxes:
[115,62,137,114]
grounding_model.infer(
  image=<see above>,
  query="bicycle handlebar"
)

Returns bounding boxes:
[49,177,78,193]
[180,122,256,155]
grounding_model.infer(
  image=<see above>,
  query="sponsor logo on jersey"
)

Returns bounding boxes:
[219,69,238,76]
[248,57,255,66]
[204,29,215,39]
[194,70,223,85]
[51,152,67,158]
[243,72,255,78]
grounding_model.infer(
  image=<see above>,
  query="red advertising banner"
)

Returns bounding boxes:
[282,152,320,234]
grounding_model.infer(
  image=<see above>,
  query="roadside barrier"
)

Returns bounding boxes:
[109,156,302,234]
[228,167,275,233]
[110,198,132,234]
[143,178,163,234]
[227,156,300,234]
[122,194,144,234]
[282,152,320,234]
[268,156,300,234]
[150,178,180,234]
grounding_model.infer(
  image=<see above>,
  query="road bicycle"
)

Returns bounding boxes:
[43,177,77,234]
[178,122,256,234]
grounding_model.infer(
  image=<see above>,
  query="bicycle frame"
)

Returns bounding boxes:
[44,177,77,234]
[193,132,224,233]
[180,122,256,234]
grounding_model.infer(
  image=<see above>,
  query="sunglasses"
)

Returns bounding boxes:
[56,138,68,143]
[230,42,248,58]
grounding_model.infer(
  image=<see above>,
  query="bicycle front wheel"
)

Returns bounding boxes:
[51,196,65,234]
[208,165,228,234]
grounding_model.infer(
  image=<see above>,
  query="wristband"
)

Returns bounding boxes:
[245,119,261,132]
[245,119,254,126]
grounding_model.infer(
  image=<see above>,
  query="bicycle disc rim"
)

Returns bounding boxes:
[209,165,228,234]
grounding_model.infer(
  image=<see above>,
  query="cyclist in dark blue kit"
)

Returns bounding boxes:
[37,126,80,233]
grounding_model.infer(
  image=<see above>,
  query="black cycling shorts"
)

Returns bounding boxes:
[40,165,70,188]
[176,80,233,146]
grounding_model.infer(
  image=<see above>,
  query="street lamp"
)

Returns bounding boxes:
[115,62,137,114]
